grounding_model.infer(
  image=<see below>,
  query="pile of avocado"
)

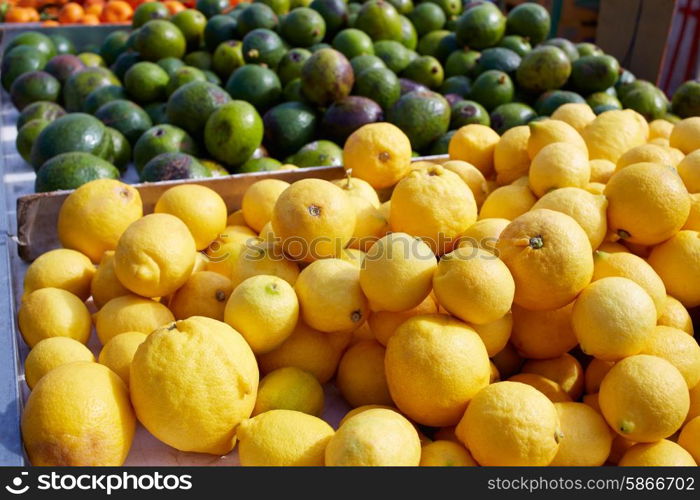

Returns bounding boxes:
[3,0,700,192]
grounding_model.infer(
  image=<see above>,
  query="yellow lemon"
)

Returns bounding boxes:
[470,311,512,357]
[529,142,591,197]
[582,393,601,412]
[678,416,700,464]
[337,340,391,408]
[491,342,523,379]
[154,184,227,250]
[343,122,412,189]
[649,118,674,140]
[90,250,130,309]
[224,274,298,354]
[582,109,648,162]
[448,124,500,177]
[441,160,489,207]
[522,353,585,400]
[608,435,637,464]
[230,243,300,288]
[390,165,477,255]
[237,409,334,466]
[294,259,369,333]
[478,184,536,220]
[683,193,700,230]
[57,179,143,263]
[648,230,700,307]
[658,295,694,335]
[494,125,530,185]
[649,137,670,146]
[252,367,324,417]
[338,247,366,268]
[496,209,593,310]
[258,322,351,384]
[98,332,147,386]
[368,294,438,346]
[599,354,689,442]
[670,116,700,154]
[331,175,380,207]
[678,150,700,193]
[23,249,94,301]
[585,358,615,394]
[168,271,232,321]
[507,373,571,403]
[550,402,613,466]
[572,277,656,361]
[339,404,397,426]
[219,224,257,243]
[24,337,94,389]
[94,294,174,345]
[19,288,91,348]
[527,119,587,160]
[432,245,515,325]
[130,316,258,454]
[22,362,135,466]
[227,209,247,226]
[605,162,690,245]
[241,179,290,233]
[641,325,700,388]
[586,182,606,195]
[550,103,596,133]
[420,440,477,466]
[325,408,421,466]
[271,178,356,262]
[532,187,607,249]
[385,314,490,426]
[360,232,437,312]
[458,217,509,254]
[598,240,629,253]
[510,302,577,359]
[205,238,250,278]
[615,143,676,171]
[346,195,388,251]
[592,250,666,316]
[114,213,196,298]
[456,381,562,466]
[619,440,696,466]
[589,158,616,183]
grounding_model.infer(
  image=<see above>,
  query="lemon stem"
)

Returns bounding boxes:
[529,236,544,249]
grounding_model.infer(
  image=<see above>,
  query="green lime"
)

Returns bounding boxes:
[277,48,312,85]
[124,62,169,103]
[63,67,121,113]
[439,75,471,97]
[196,0,229,18]
[455,3,506,50]
[94,100,153,144]
[671,80,700,118]
[184,50,213,70]
[166,66,207,97]
[99,31,130,66]
[577,42,603,57]
[17,101,65,129]
[140,152,210,182]
[203,14,239,51]
[166,80,232,137]
[398,15,418,50]
[263,101,319,156]
[132,2,170,28]
[236,3,279,37]
[505,2,550,45]
[112,52,142,82]
[490,102,536,134]
[476,47,521,75]
[84,85,128,114]
[239,156,283,172]
[333,29,374,59]
[35,152,119,193]
[282,78,304,101]
[49,34,75,55]
[309,0,349,38]
[44,55,85,85]
[570,54,621,94]
[1,46,47,92]
[387,90,450,151]
[386,0,413,15]
[16,119,49,164]
[287,140,343,167]
[534,90,585,115]
[105,127,131,173]
[350,54,386,74]
[428,130,455,155]
[470,70,514,111]
[354,66,401,111]
[300,48,353,107]
[242,28,287,68]
[9,71,60,111]
[585,91,621,110]
[225,64,282,112]
[450,99,489,128]
[255,0,290,15]
[541,38,579,62]
[204,100,263,167]
[401,55,443,90]
[444,48,480,78]
[373,39,412,73]
[498,35,531,57]
[135,20,186,61]
[409,3,445,36]
[516,46,571,93]
[6,31,56,60]
[30,113,109,169]
[354,0,403,42]
[171,9,208,50]
[279,7,327,47]
[212,41,245,81]
[133,124,199,171]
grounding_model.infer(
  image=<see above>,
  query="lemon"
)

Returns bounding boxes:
[641,325,700,388]
[390,165,477,255]
[456,381,562,466]
[589,158,616,183]
[448,124,500,177]
[619,440,696,466]
[532,187,607,249]
[496,209,593,311]
[507,373,571,403]
[332,176,381,207]
[339,404,397,426]
[522,353,585,400]
[598,241,628,253]
[338,247,365,268]
[678,416,700,464]
[230,243,300,288]
[337,340,391,408]
[21,362,135,465]
[599,354,688,442]
[458,218,509,254]
[615,143,676,171]
[649,137,670,146]
[130,316,257,454]
[432,245,514,325]
[605,162,690,245]
[294,259,369,333]
[57,179,143,263]
[241,179,290,233]
[385,314,490,426]
[237,409,334,466]
[224,274,298,354]
[572,277,656,361]
[167,271,231,321]
[97,332,147,386]
[94,294,174,345]
[494,125,530,185]
[648,230,700,307]
[527,119,587,160]
[350,321,374,345]
[205,226,256,277]
[585,358,615,394]
[114,213,196,298]
[23,249,94,301]
[582,393,601,412]
[420,440,477,466]
[670,117,700,154]
[688,384,700,423]
[529,142,591,197]
[592,250,666,316]
[345,194,388,251]
[154,184,227,250]
[582,109,648,162]
[252,367,324,417]
[258,322,351,384]
[368,294,438,346]
[510,302,577,359]
[441,160,489,207]
[550,402,613,466]
[24,337,94,389]
[360,232,437,312]
[649,119,674,140]
[550,103,596,133]
[227,209,247,226]
[343,123,412,189]
[272,179,356,262]
[90,251,129,309]
[678,150,700,193]
[491,342,524,379]
[607,435,637,464]
[325,408,421,466]
[219,224,258,243]
[658,295,694,334]
[19,288,91,348]
[478,184,536,220]
[683,193,700,230]
[586,182,606,195]
[470,311,512,357]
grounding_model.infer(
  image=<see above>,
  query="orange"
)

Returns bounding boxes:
[58,2,84,22]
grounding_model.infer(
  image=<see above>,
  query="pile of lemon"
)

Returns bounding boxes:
[17,111,700,467]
